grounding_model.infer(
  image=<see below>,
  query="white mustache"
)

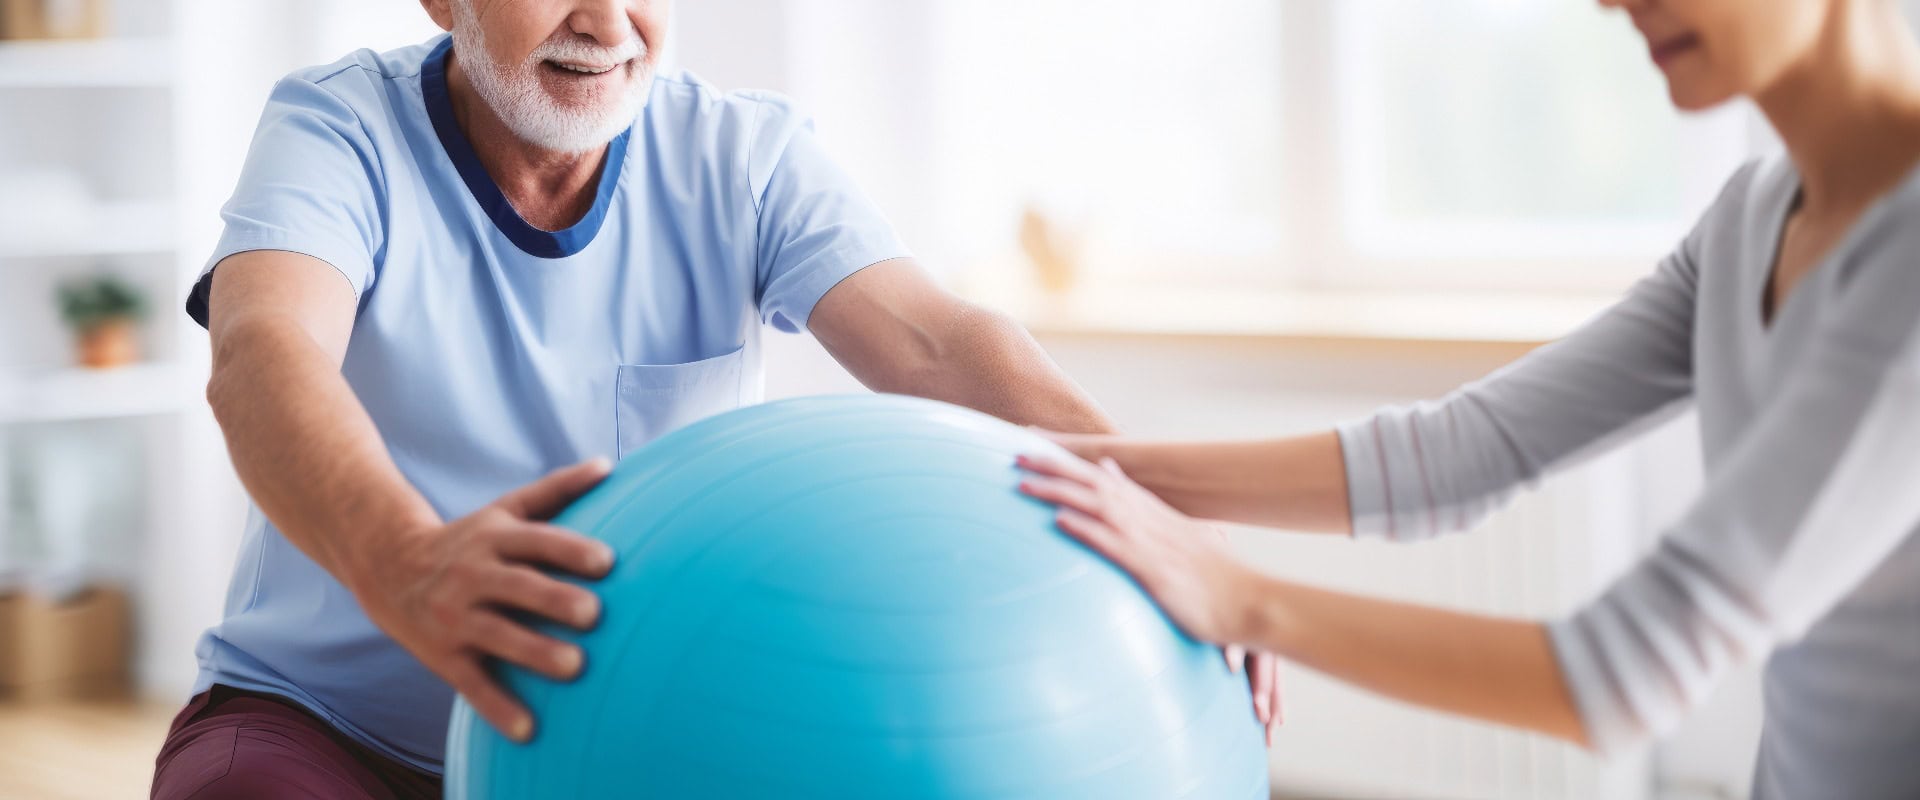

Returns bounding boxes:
[532,33,646,68]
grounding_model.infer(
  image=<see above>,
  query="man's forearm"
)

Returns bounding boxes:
[807,259,1116,433]
[910,305,1118,434]
[207,315,440,587]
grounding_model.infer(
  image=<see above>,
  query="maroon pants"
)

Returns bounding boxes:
[150,685,440,799]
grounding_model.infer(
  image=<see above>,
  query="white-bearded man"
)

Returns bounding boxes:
[148,2,1281,796]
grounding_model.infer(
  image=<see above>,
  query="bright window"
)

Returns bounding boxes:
[927,0,1288,281]
[921,0,1753,293]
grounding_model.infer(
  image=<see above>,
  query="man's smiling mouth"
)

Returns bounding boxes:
[546,60,621,75]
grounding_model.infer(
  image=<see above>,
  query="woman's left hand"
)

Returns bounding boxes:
[1017,449,1283,741]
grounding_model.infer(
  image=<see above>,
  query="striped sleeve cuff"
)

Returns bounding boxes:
[1545,613,1642,755]
[1545,538,1773,757]
[1335,410,1448,542]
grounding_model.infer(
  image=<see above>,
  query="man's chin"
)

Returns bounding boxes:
[505,104,642,154]
[487,70,652,153]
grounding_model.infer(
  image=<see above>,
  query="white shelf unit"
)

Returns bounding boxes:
[0,36,172,88]
[0,200,177,258]
[0,362,195,424]
[0,0,400,700]
[0,0,236,701]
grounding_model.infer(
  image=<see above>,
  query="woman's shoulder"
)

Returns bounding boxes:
[1683,153,1920,319]
[1698,155,1793,229]
[1700,152,1920,247]
[1669,156,1792,273]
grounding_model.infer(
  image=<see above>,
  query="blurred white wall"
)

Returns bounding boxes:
[672,0,945,272]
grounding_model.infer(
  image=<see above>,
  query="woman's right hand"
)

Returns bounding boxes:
[1019,444,1286,743]
[345,458,617,743]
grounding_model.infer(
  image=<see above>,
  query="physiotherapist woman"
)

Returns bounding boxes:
[1019,0,1920,796]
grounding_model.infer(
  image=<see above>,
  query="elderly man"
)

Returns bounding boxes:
[148,1,1278,797]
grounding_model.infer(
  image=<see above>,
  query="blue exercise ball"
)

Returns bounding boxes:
[445,394,1268,799]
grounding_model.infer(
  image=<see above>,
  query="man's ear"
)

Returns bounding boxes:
[419,0,455,32]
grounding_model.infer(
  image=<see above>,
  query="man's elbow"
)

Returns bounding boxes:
[204,315,304,423]
[911,302,1038,385]
[205,323,255,426]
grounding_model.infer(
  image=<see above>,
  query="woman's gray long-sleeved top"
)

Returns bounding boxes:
[1337,157,1920,799]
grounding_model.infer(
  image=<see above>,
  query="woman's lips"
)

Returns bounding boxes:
[1649,32,1702,68]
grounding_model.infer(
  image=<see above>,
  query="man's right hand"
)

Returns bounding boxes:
[345,458,617,743]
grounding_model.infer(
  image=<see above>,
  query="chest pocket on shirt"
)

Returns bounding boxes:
[614,345,746,459]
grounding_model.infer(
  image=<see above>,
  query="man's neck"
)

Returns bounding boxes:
[446,54,608,232]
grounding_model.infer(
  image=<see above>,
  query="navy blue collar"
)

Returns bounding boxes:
[421,37,628,259]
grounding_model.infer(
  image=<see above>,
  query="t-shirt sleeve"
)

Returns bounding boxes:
[745,93,912,334]
[184,73,387,329]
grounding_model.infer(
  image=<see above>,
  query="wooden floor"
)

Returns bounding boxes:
[0,699,177,800]
[0,700,1321,800]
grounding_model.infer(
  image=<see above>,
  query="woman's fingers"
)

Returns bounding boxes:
[1019,475,1103,516]
[1249,651,1279,742]
[1054,507,1133,567]
[1016,451,1109,487]
[1269,657,1286,732]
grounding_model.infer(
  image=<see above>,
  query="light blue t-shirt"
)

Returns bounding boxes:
[185,35,909,772]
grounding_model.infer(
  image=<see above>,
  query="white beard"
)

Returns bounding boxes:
[450,5,654,154]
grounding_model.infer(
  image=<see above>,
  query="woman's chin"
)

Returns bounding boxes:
[1664,78,1737,114]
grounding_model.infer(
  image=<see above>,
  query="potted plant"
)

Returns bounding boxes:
[56,275,145,369]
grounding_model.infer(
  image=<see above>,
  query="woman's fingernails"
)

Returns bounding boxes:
[511,715,533,742]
